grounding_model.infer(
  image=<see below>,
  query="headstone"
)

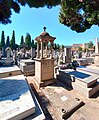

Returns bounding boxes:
[64,46,72,63]
[6,47,11,58]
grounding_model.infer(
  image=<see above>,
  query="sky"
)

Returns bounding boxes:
[0,5,99,46]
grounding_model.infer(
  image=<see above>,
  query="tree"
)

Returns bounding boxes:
[61,44,64,50]
[88,41,94,48]
[0,0,61,24]
[1,31,5,48]
[20,35,24,47]
[31,39,35,48]
[78,47,82,51]
[10,30,16,50]
[59,0,99,32]
[6,36,10,47]
[25,33,31,49]
[53,43,57,50]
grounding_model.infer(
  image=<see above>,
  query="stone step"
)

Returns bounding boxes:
[72,81,99,98]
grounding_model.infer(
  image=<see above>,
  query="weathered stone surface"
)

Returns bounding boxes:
[0,75,35,120]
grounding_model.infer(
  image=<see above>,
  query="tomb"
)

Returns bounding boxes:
[34,27,56,88]
[0,47,14,66]
[63,46,72,63]
[20,59,35,76]
[57,69,99,97]
[0,65,22,78]
[0,75,36,120]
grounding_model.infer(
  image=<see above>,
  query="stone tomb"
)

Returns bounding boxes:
[57,69,99,97]
[34,27,56,88]
[0,65,22,78]
[20,59,35,76]
[0,75,35,120]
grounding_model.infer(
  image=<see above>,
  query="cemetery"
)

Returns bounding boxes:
[0,28,99,120]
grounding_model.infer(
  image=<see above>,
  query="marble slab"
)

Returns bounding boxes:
[0,65,20,73]
[0,75,35,120]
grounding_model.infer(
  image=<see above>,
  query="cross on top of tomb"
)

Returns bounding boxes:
[43,27,46,32]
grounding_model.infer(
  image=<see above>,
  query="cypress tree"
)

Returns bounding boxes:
[10,30,16,50]
[25,33,31,49]
[20,35,24,47]
[6,36,10,47]
[1,31,5,48]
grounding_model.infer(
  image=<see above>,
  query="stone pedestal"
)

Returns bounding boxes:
[34,58,55,87]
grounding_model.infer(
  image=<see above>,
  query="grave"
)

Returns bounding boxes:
[0,75,36,120]
[63,46,72,63]
[0,65,22,78]
[20,59,35,76]
[0,47,14,66]
[57,69,99,97]
[34,27,56,88]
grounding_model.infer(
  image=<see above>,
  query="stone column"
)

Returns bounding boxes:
[95,41,99,54]
[41,41,43,59]
[50,41,53,59]
[46,42,48,58]
[36,41,39,58]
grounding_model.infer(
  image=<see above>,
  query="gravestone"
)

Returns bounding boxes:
[64,46,72,63]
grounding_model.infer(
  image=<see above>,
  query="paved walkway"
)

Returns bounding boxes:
[27,76,99,120]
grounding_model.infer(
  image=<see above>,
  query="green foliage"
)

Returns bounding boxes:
[88,41,94,48]
[0,0,20,24]
[61,44,64,50]
[20,35,24,47]
[10,30,16,50]
[34,42,37,49]
[59,0,99,32]
[31,39,35,48]
[78,46,82,51]
[6,36,10,47]
[25,33,31,49]
[56,44,60,50]
[0,0,61,24]
[53,43,57,50]
[1,31,5,47]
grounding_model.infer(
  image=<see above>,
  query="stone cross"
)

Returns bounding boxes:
[43,27,46,32]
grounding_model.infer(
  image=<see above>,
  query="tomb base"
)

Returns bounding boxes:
[34,58,55,88]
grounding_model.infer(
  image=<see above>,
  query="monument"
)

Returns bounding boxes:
[34,27,56,88]
[63,46,72,63]
[94,38,99,66]
[0,47,14,66]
